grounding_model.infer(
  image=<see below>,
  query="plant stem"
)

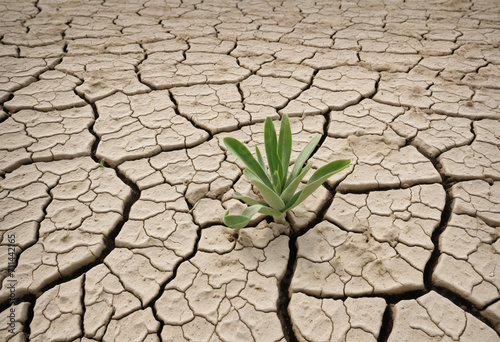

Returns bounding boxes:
[274,213,287,224]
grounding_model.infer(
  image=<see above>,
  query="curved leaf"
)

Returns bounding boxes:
[272,170,282,193]
[278,114,292,187]
[264,117,282,191]
[255,146,270,179]
[233,192,267,206]
[282,192,299,212]
[284,135,321,189]
[280,162,313,204]
[257,205,283,218]
[223,205,264,229]
[309,159,351,183]
[223,137,273,189]
[287,159,351,211]
[244,169,286,211]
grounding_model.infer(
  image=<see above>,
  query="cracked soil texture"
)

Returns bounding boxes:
[0,0,499,341]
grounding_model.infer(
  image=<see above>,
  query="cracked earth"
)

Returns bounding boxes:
[0,0,499,341]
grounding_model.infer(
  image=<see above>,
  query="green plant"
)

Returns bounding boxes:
[223,114,351,229]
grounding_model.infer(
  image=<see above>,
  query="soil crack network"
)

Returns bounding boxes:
[0,0,499,341]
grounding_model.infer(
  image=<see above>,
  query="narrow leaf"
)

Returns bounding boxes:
[280,162,313,204]
[284,135,321,189]
[278,114,292,187]
[255,146,270,178]
[272,170,282,194]
[257,206,283,218]
[223,137,273,189]
[282,191,301,212]
[223,205,264,229]
[264,117,281,189]
[309,159,351,184]
[244,169,286,211]
[287,159,351,211]
[233,192,267,206]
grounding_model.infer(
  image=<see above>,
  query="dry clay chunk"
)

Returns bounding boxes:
[94,91,208,166]
[0,106,95,175]
[171,83,253,134]
[0,158,131,301]
[289,292,386,342]
[389,291,500,342]
[450,180,500,227]
[0,56,55,102]
[118,138,240,193]
[391,107,473,158]
[311,135,441,191]
[30,276,83,342]
[105,183,199,305]
[156,223,289,342]
[433,180,500,309]
[373,67,480,117]
[56,53,150,102]
[139,52,250,88]
[283,66,379,116]
[439,119,500,180]
[4,70,86,111]
[434,213,500,308]
[292,184,445,296]
[0,302,31,341]
[84,264,142,340]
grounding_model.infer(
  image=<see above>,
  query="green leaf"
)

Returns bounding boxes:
[272,170,282,194]
[278,114,292,187]
[233,192,267,206]
[255,146,270,179]
[244,169,286,211]
[224,115,352,230]
[286,159,351,211]
[284,135,321,190]
[264,117,281,190]
[223,137,273,189]
[309,159,351,184]
[257,205,283,218]
[280,162,313,204]
[282,191,301,212]
[223,205,264,229]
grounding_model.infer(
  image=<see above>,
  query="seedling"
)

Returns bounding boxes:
[223,114,350,229]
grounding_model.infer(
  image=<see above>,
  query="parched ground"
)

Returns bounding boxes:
[0,0,499,341]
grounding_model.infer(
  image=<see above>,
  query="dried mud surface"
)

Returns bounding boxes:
[0,0,499,341]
